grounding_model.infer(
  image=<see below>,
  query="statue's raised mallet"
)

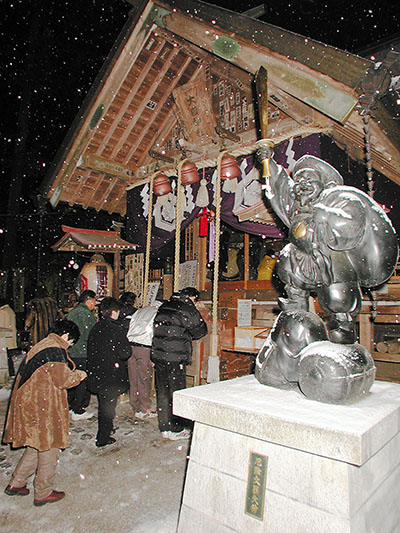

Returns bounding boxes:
[255,66,274,178]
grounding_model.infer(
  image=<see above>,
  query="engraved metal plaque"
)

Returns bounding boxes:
[245,452,268,520]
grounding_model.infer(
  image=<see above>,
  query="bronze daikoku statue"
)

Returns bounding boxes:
[254,141,399,403]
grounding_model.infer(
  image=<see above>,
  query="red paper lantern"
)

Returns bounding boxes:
[80,254,113,298]
[153,174,171,196]
[180,161,199,185]
[220,154,240,180]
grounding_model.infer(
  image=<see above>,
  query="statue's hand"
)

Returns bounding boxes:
[256,144,274,163]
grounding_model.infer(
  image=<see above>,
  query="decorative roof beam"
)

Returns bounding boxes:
[77,153,136,181]
[156,2,358,123]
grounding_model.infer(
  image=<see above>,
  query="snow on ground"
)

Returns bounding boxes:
[0,388,190,532]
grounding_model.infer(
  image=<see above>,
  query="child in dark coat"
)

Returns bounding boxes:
[87,297,131,447]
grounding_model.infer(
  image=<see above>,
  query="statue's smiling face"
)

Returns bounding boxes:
[293,169,324,207]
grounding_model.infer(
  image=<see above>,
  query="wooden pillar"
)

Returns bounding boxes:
[189,218,207,291]
[198,236,207,291]
[244,233,249,290]
[359,312,373,353]
[163,273,173,300]
[113,250,121,299]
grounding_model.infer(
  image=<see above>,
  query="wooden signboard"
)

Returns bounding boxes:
[125,253,144,304]
[173,69,217,147]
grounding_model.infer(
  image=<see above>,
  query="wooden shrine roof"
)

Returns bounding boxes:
[42,0,400,216]
[51,225,138,253]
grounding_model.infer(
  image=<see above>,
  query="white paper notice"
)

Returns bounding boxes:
[237,299,252,326]
[145,282,160,306]
[179,260,197,290]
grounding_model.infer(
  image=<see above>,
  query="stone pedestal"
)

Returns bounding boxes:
[174,376,400,532]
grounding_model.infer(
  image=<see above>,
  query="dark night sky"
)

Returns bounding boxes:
[1,0,399,283]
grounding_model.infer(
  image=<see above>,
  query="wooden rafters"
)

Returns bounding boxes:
[82,173,102,210]
[98,177,119,212]
[108,182,127,215]
[69,169,91,206]
[96,36,165,158]
[109,46,183,160]
[123,56,201,166]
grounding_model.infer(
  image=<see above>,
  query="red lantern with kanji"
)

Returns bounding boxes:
[153,174,171,196]
[220,154,240,180]
[180,161,199,186]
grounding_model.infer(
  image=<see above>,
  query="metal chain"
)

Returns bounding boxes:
[362,114,375,198]
[362,114,377,319]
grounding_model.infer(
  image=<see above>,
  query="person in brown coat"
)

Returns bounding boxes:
[2,320,86,506]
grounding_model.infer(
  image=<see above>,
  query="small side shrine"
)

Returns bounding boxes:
[51,225,138,298]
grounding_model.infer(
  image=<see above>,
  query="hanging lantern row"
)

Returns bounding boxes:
[153,154,240,197]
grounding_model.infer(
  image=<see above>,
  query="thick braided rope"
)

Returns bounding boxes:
[143,174,155,307]
[212,151,225,338]
[174,159,187,293]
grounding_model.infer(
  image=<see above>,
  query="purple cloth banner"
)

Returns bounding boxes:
[125,134,320,252]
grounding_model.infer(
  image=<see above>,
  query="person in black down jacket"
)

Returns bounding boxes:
[151,287,207,441]
[87,297,131,447]
[117,291,137,334]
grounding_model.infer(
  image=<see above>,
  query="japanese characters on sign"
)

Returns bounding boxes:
[173,71,217,147]
[245,452,268,520]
